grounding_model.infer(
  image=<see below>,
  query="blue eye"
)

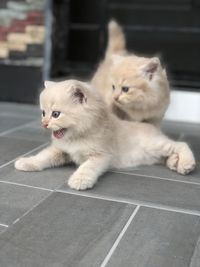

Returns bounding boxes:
[52,111,61,118]
[122,86,129,93]
[42,110,45,117]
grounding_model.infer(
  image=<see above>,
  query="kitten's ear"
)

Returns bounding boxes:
[140,57,160,80]
[44,81,56,88]
[72,87,87,104]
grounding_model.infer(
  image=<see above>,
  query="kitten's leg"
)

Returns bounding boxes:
[152,137,196,175]
[15,145,69,171]
[68,156,110,190]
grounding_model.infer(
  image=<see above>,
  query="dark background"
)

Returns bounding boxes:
[0,0,200,104]
[51,0,200,90]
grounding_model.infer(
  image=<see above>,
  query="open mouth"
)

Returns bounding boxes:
[53,128,66,139]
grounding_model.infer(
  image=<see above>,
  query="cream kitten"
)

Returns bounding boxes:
[15,80,195,190]
[92,20,170,125]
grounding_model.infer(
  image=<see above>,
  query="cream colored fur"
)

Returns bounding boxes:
[15,80,195,190]
[92,20,170,126]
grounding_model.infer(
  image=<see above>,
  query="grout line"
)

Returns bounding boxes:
[110,170,200,186]
[12,191,53,225]
[56,189,200,216]
[100,205,140,267]
[0,223,9,228]
[0,142,49,169]
[0,120,38,137]
[0,180,53,192]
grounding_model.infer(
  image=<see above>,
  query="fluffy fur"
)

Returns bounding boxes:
[92,20,170,125]
[15,80,195,190]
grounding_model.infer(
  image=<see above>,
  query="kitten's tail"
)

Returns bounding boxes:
[106,20,126,57]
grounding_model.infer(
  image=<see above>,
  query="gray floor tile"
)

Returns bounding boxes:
[0,116,31,134]
[105,207,200,267]
[7,122,51,142]
[184,135,200,162]
[189,236,200,267]
[0,139,74,190]
[0,165,75,190]
[60,171,200,212]
[113,163,200,184]
[162,120,200,138]
[0,136,43,166]
[0,102,39,118]
[0,182,51,225]
[0,225,7,234]
[160,128,180,141]
[0,192,135,267]
[0,102,199,267]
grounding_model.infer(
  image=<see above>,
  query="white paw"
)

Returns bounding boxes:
[68,174,95,190]
[14,157,41,172]
[166,153,179,171]
[167,153,196,175]
[177,159,196,175]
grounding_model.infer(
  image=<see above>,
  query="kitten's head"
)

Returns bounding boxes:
[110,55,169,109]
[40,80,105,139]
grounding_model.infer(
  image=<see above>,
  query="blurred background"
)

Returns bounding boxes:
[0,0,200,121]
[0,0,45,103]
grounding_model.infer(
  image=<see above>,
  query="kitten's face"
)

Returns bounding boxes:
[111,76,149,107]
[110,55,167,108]
[40,80,99,139]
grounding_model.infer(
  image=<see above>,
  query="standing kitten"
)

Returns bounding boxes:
[92,20,170,125]
[15,80,195,190]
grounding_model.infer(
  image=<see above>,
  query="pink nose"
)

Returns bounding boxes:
[42,123,48,128]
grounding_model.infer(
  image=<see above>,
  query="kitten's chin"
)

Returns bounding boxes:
[114,99,122,106]
[52,128,67,139]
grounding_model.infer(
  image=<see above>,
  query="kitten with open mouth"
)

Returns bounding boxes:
[53,128,67,139]
[15,79,195,191]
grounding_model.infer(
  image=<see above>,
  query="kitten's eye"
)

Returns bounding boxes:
[122,86,129,93]
[112,85,115,91]
[42,110,45,117]
[52,111,61,118]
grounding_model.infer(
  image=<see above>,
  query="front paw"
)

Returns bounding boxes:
[68,174,95,190]
[177,157,196,175]
[15,157,42,172]
[166,152,196,175]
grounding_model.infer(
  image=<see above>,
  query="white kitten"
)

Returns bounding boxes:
[15,80,195,190]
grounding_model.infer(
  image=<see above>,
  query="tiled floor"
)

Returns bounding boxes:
[0,102,200,267]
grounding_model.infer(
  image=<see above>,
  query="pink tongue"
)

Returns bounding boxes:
[53,129,65,139]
